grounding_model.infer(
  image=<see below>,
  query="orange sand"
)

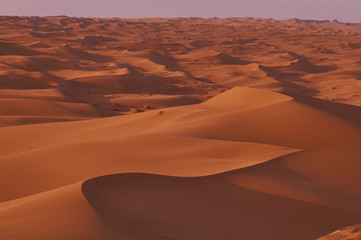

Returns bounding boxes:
[0,16,361,240]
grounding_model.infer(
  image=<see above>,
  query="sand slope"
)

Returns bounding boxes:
[0,87,305,202]
[1,16,361,240]
[0,87,361,239]
[81,171,361,240]
[318,224,361,240]
[1,16,361,127]
[0,183,119,240]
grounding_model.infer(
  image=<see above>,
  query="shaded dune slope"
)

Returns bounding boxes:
[0,87,361,240]
[81,169,361,240]
[1,16,361,128]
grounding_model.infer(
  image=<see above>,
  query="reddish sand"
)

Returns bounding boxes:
[318,224,361,240]
[0,16,361,240]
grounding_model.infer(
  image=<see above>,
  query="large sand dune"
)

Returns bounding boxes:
[0,16,361,240]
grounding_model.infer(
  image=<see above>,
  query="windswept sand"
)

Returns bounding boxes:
[0,16,361,240]
[318,224,361,240]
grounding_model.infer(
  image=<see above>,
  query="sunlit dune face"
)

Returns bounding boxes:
[0,16,360,240]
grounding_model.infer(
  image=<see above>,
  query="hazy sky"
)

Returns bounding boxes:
[1,0,361,23]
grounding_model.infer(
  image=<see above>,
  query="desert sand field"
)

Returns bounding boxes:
[0,16,361,240]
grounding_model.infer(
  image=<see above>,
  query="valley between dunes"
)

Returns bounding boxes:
[0,16,361,240]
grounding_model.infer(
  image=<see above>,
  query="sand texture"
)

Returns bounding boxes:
[0,16,361,240]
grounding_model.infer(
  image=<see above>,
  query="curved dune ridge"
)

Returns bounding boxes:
[0,16,361,240]
[0,86,361,239]
[318,224,361,240]
[1,16,361,128]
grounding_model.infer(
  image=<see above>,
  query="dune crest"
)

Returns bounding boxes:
[0,16,361,240]
[201,87,292,109]
[318,224,361,240]
[0,87,305,202]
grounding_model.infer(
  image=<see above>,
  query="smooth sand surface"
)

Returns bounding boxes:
[0,16,361,240]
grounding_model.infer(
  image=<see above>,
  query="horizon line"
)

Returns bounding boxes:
[1,15,361,25]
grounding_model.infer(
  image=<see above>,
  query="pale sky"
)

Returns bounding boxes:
[0,0,361,23]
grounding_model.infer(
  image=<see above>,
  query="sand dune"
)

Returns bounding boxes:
[0,87,305,201]
[0,16,361,240]
[318,224,361,240]
[0,183,119,240]
[1,87,361,239]
[0,39,40,56]
[1,16,360,125]
[81,170,361,240]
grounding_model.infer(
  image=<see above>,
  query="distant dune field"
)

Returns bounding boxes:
[0,16,361,240]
